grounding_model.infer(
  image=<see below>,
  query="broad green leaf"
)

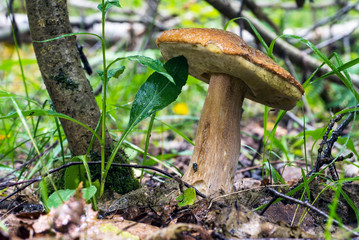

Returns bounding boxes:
[0,220,8,233]
[128,55,188,129]
[298,127,326,141]
[108,55,175,84]
[97,0,122,12]
[101,56,188,194]
[126,55,166,75]
[109,66,125,79]
[65,163,86,189]
[48,189,75,209]
[97,66,125,84]
[176,187,196,207]
[39,180,49,212]
[82,185,97,200]
[47,186,97,209]
[93,179,101,198]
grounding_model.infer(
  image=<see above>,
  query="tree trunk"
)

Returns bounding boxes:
[25,0,139,193]
[26,0,109,155]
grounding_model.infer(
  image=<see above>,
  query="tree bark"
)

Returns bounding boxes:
[25,0,139,193]
[25,0,111,156]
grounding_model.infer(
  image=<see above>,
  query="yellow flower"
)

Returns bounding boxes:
[0,134,10,141]
[173,102,189,115]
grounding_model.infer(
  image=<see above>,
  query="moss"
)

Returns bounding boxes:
[51,68,79,90]
[47,148,139,195]
[89,149,140,194]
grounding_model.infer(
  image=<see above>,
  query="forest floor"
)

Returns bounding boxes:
[1,114,359,239]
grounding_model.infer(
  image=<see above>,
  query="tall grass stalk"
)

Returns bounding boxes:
[100,0,108,190]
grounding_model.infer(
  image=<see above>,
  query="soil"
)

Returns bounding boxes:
[1,113,358,239]
[2,177,359,239]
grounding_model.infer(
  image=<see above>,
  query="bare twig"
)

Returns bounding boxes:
[237,160,307,174]
[303,23,359,54]
[243,0,280,34]
[256,1,344,10]
[299,2,359,38]
[285,110,315,130]
[0,162,207,205]
[266,187,359,236]
[0,141,59,183]
[0,13,168,43]
[314,104,359,179]
[260,104,358,216]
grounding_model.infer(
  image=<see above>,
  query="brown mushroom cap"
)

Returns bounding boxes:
[156,28,304,110]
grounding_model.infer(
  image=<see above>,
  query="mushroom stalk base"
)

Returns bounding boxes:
[183,74,246,196]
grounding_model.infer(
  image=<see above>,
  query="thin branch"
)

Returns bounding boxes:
[303,23,359,54]
[266,187,359,237]
[243,0,280,34]
[0,162,207,205]
[0,141,59,183]
[300,2,359,38]
[285,110,315,131]
[260,104,358,217]
[255,1,346,10]
[315,103,359,177]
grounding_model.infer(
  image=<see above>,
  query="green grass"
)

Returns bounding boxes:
[1,0,359,235]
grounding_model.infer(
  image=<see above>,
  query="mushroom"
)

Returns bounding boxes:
[156,28,304,196]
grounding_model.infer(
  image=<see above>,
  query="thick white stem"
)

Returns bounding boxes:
[183,74,246,196]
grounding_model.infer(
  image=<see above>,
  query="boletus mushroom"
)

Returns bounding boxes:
[156,28,304,196]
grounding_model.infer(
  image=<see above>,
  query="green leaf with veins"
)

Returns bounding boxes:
[128,55,188,129]
[100,56,188,195]
[97,66,125,84]
[97,0,121,12]
[176,188,196,207]
[109,55,175,84]
[47,186,97,209]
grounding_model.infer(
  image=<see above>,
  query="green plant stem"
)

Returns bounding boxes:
[11,98,63,204]
[262,106,269,177]
[86,118,103,157]
[100,0,107,191]
[99,126,131,196]
[79,155,98,210]
[140,113,156,183]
